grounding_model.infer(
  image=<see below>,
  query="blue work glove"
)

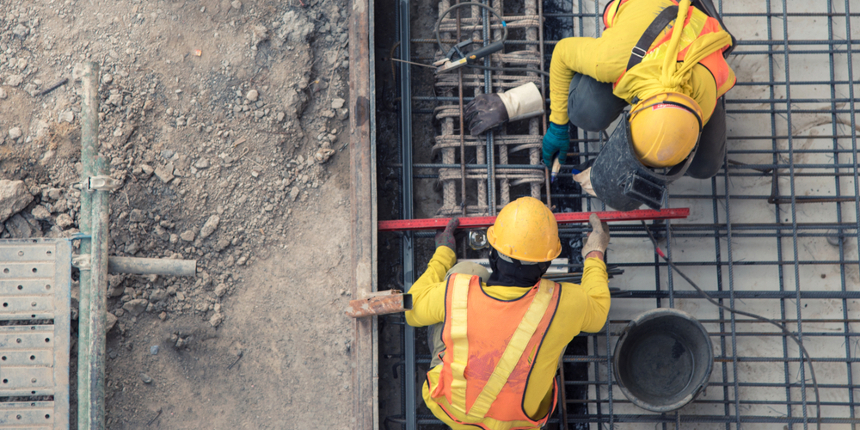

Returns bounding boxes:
[542,122,570,168]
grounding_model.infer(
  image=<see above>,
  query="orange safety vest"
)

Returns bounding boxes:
[428,273,560,430]
[604,0,735,98]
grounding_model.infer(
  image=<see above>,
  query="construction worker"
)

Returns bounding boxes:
[543,0,736,187]
[405,197,611,429]
[464,0,735,208]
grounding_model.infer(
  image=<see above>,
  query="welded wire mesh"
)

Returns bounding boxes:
[381,0,860,428]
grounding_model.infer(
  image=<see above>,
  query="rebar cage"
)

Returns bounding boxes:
[378,0,860,428]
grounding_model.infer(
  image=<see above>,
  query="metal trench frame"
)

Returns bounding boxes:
[382,0,860,428]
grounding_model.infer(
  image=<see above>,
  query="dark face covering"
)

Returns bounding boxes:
[486,248,551,288]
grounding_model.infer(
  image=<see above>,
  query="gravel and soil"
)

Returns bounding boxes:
[0,0,356,427]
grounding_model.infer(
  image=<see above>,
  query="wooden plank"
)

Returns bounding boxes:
[348,0,378,425]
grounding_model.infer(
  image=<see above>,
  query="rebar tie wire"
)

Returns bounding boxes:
[641,221,822,429]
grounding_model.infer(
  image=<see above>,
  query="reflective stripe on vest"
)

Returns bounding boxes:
[603,0,632,28]
[429,273,560,429]
[609,0,735,99]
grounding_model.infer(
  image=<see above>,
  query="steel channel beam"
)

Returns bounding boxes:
[397,0,416,426]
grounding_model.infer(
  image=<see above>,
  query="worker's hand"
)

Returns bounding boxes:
[465,93,508,136]
[581,213,609,258]
[435,217,460,250]
[466,83,544,136]
[573,167,597,197]
[542,122,570,168]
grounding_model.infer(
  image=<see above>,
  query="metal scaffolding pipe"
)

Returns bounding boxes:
[77,61,99,430]
[84,156,110,430]
[108,257,197,277]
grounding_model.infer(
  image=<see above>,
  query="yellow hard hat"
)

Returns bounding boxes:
[486,197,562,263]
[629,92,703,168]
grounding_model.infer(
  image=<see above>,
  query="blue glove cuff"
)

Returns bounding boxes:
[547,121,569,137]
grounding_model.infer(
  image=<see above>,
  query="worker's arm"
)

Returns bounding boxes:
[577,257,611,333]
[405,246,456,327]
[548,24,637,125]
[548,37,603,125]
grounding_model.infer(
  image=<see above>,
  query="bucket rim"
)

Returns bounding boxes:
[613,307,714,413]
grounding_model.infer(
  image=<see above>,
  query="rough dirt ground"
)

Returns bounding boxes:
[0,0,356,427]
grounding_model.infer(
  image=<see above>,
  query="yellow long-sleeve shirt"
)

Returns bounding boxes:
[406,246,610,429]
[548,0,720,125]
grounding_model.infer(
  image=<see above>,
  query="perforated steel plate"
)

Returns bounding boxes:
[0,239,71,429]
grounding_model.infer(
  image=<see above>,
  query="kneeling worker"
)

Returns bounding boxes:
[406,197,611,429]
[464,0,736,209]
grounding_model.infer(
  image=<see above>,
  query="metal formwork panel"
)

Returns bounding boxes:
[0,239,71,430]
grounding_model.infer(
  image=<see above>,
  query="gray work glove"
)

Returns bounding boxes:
[435,217,460,250]
[465,93,508,136]
[464,83,543,136]
[581,213,609,258]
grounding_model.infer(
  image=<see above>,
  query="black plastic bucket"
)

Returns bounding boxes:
[613,308,713,412]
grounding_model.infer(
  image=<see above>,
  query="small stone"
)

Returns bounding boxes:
[158,312,167,321]
[314,148,335,164]
[289,187,300,201]
[103,74,113,84]
[5,75,23,87]
[154,165,175,183]
[107,92,122,106]
[0,88,6,99]
[194,158,210,169]
[231,0,242,8]
[331,98,345,109]
[198,215,220,240]
[149,288,167,302]
[12,24,29,38]
[276,112,285,122]
[150,345,159,355]
[31,205,51,221]
[214,283,229,297]
[214,237,231,252]
[246,89,258,102]
[5,214,32,238]
[106,313,118,331]
[140,164,154,177]
[8,127,22,140]
[140,373,153,384]
[180,230,196,242]
[60,111,74,123]
[123,298,149,316]
[129,209,145,223]
[169,234,179,244]
[44,188,62,201]
[209,312,223,327]
[56,213,74,229]
[0,180,34,223]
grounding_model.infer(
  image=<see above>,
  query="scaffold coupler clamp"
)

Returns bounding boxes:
[78,175,122,192]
